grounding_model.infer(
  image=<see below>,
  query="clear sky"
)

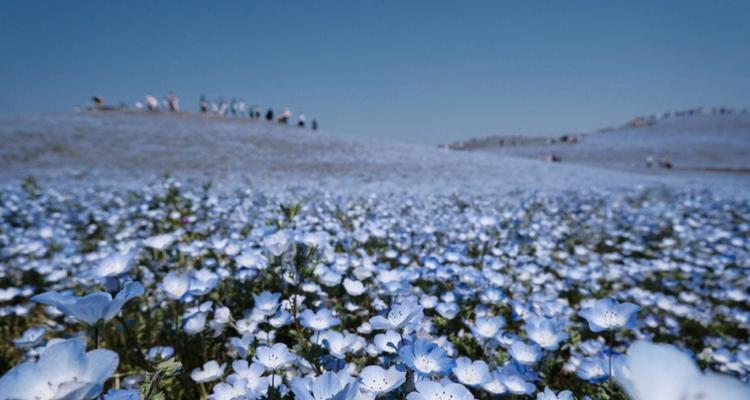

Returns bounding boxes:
[0,1,748,144]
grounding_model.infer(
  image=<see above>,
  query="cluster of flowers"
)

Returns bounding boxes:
[0,180,748,399]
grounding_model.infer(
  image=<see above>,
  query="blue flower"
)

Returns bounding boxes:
[576,355,609,383]
[525,314,568,350]
[614,340,750,400]
[509,340,543,366]
[253,343,296,370]
[369,301,424,331]
[92,251,136,279]
[0,338,119,400]
[536,387,573,400]
[578,298,640,332]
[470,316,505,341]
[452,356,492,386]
[406,380,474,400]
[291,370,359,400]
[13,326,46,348]
[399,338,455,377]
[373,330,402,354]
[300,308,341,332]
[32,281,144,326]
[104,389,141,400]
[359,365,406,396]
[320,330,358,359]
[161,271,191,301]
[497,363,536,395]
[253,291,281,316]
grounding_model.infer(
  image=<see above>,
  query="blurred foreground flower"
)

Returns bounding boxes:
[0,338,118,400]
[615,340,750,400]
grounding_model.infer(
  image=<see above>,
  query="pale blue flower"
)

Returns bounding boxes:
[509,340,543,366]
[300,308,340,332]
[320,330,358,359]
[147,346,174,361]
[0,338,118,400]
[435,302,460,319]
[525,314,568,350]
[578,298,640,332]
[452,356,491,386]
[498,364,536,395]
[577,355,609,383]
[13,326,46,348]
[161,271,191,301]
[32,281,144,326]
[405,379,474,400]
[191,360,226,383]
[615,340,750,400]
[343,278,366,296]
[359,365,406,396]
[253,343,296,370]
[103,389,141,400]
[399,338,455,377]
[373,330,402,354]
[209,378,252,400]
[369,302,423,331]
[291,370,359,400]
[226,361,269,395]
[253,291,281,316]
[537,387,573,400]
[93,251,136,279]
[470,316,505,341]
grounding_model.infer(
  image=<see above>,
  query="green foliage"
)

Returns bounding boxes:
[140,358,183,400]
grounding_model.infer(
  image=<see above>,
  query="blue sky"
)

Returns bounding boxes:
[0,1,748,144]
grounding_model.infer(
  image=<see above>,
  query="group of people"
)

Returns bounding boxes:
[626,106,749,129]
[198,95,317,130]
[91,93,319,131]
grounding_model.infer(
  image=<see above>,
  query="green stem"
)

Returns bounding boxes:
[609,329,614,399]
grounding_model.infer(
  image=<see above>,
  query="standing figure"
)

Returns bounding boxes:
[237,99,246,117]
[311,119,318,131]
[297,112,306,128]
[199,95,210,113]
[92,96,105,109]
[277,107,291,124]
[145,94,159,111]
[167,93,180,112]
[218,98,228,116]
[266,109,274,122]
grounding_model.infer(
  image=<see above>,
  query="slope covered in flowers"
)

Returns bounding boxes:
[0,180,749,399]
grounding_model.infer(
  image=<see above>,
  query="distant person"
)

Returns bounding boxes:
[646,156,654,168]
[167,93,180,112]
[199,95,210,113]
[659,158,673,169]
[266,109,274,122]
[218,99,228,116]
[250,106,261,119]
[297,112,306,128]
[230,99,238,116]
[145,94,159,111]
[237,99,246,117]
[277,107,291,124]
[311,119,318,131]
[92,96,105,109]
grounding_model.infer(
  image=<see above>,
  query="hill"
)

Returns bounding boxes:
[0,111,748,195]
[446,112,750,176]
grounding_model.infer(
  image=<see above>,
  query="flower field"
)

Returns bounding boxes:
[1,179,748,399]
